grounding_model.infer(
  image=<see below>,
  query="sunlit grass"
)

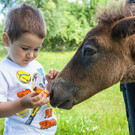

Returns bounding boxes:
[0,49,129,135]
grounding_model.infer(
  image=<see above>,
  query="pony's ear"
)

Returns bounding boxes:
[111,17,135,40]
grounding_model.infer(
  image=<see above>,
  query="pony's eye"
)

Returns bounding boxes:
[83,47,96,56]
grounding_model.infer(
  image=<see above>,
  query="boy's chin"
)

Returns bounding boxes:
[20,59,32,66]
[17,61,31,66]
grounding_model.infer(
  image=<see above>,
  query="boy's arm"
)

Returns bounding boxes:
[0,92,49,118]
[0,99,25,118]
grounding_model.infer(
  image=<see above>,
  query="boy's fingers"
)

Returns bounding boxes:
[53,70,57,76]
[49,69,58,77]
[30,92,38,97]
[55,70,60,77]
[31,91,43,101]
[44,99,49,104]
[45,74,50,79]
[34,92,49,106]
[46,72,53,78]
[42,92,50,103]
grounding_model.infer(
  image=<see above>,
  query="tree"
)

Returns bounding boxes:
[0,0,109,51]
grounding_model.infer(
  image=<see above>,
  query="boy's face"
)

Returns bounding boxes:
[3,33,44,66]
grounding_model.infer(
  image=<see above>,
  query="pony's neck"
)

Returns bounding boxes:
[121,64,135,83]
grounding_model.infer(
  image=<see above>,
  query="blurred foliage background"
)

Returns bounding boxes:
[0,0,108,51]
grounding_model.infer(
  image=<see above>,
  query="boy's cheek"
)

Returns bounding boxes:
[34,53,38,58]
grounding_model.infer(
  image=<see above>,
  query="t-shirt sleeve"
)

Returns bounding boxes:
[0,72,8,102]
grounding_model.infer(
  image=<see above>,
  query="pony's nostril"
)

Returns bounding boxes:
[50,89,54,100]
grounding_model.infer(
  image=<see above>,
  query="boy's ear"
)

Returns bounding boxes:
[2,32,9,47]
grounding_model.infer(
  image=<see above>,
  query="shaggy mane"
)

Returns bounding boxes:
[95,0,135,24]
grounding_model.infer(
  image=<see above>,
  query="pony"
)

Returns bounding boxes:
[50,0,135,110]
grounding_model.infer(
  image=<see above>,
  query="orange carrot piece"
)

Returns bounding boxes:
[34,87,50,97]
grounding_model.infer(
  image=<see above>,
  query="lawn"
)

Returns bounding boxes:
[0,48,129,135]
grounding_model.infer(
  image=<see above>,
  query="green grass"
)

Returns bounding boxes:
[0,49,129,135]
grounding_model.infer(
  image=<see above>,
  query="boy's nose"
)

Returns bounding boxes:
[27,51,34,58]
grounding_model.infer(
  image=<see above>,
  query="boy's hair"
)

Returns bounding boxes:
[4,3,46,42]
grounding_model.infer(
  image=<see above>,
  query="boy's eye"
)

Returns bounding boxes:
[34,48,39,52]
[22,47,28,50]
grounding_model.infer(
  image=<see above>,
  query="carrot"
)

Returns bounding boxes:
[34,87,50,97]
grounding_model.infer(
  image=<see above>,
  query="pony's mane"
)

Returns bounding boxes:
[95,0,135,24]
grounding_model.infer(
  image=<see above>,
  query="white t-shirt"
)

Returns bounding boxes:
[0,57,57,135]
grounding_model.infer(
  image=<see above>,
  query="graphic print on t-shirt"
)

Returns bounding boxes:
[16,70,31,84]
[25,68,48,125]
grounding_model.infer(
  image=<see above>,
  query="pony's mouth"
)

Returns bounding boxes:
[50,98,74,110]
[58,99,72,108]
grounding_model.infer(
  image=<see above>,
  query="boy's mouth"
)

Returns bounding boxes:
[24,59,31,63]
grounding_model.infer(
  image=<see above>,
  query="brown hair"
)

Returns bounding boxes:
[4,3,46,42]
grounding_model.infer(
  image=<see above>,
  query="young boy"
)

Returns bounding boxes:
[0,3,59,135]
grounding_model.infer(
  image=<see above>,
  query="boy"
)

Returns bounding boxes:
[0,3,59,135]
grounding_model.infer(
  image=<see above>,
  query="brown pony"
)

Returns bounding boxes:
[50,0,135,109]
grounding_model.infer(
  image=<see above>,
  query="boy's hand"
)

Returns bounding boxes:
[45,69,60,85]
[45,69,60,91]
[20,92,49,108]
